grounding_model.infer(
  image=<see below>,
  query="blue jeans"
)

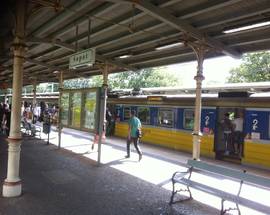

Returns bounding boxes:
[126,137,142,156]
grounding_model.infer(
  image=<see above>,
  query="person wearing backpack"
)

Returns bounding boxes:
[125,110,143,161]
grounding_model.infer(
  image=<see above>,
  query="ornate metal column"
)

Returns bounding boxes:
[97,63,109,164]
[32,79,37,122]
[32,80,37,107]
[4,89,8,104]
[58,71,63,149]
[2,0,27,197]
[189,43,206,160]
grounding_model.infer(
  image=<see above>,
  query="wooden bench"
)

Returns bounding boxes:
[21,121,41,139]
[170,159,270,215]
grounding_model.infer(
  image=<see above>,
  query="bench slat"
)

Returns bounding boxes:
[187,159,270,188]
[181,178,270,214]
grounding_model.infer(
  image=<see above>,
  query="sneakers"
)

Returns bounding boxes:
[125,154,142,161]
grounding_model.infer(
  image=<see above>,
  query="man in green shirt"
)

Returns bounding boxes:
[126,110,143,161]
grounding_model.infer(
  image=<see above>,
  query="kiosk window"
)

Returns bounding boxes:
[138,107,150,124]
[123,107,131,121]
[184,109,194,130]
[158,108,174,127]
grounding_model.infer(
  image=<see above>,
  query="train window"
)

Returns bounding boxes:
[184,109,194,130]
[123,107,131,121]
[138,107,150,124]
[158,108,174,127]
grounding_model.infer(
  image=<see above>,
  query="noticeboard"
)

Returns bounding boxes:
[60,88,101,132]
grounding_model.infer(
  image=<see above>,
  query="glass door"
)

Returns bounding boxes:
[61,93,70,126]
[70,92,82,128]
[83,91,97,130]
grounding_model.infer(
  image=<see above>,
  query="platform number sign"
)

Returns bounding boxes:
[252,119,258,131]
[205,116,210,126]
[201,109,216,134]
[245,110,269,140]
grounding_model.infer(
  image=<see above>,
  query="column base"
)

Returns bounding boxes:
[2,180,22,197]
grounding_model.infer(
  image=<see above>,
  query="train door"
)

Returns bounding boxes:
[214,107,243,162]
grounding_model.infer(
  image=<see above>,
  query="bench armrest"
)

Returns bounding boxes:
[172,170,190,181]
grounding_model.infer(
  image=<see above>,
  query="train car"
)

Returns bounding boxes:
[108,83,270,170]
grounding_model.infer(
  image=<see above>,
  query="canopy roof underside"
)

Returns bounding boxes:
[1,0,270,86]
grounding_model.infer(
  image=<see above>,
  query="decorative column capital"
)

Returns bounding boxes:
[102,84,108,89]
[11,36,27,56]
[194,74,205,82]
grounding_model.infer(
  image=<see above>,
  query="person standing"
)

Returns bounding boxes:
[3,104,11,136]
[33,104,40,124]
[125,110,143,161]
[0,102,4,134]
[220,112,234,155]
[233,112,244,156]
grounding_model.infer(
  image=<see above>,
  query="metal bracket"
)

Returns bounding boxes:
[169,167,193,205]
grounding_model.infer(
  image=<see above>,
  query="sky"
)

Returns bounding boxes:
[166,56,242,87]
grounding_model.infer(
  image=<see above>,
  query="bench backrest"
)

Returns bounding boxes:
[187,159,270,188]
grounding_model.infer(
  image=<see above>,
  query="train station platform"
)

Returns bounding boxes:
[0,127,269,215]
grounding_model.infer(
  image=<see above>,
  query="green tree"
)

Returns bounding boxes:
[63,67,180,89]
[227,52,270,83]
[108,68,180,89]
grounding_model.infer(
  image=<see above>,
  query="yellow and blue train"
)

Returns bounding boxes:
[108,84,270,170]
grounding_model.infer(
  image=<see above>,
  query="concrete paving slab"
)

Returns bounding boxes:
[0,126,269,215]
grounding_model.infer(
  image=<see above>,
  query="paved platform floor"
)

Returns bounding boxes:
[0,127,269,215]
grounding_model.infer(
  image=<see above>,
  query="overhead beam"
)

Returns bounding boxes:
[178,0,243,19]
[25,57,64,71]
[129,0,241,58]
[27,0,180,58]
[26,36,137,71]
[27,2,270,62]
[25,0,254,70]
[30,0,94,36]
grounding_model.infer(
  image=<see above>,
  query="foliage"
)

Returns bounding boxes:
[108,68,180,89]
[63,67,180,89]
[63,76,103,89]
[63,78,92,89]
[36,83,58,93]
[227,52,270,83]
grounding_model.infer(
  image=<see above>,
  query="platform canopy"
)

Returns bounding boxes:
[1,0,270,86]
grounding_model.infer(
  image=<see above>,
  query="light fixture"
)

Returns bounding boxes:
[156,42,183,50]
[118,54,132,59]
[223,21,270,34]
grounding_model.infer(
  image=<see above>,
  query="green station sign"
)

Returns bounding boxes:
[69,48,95,69]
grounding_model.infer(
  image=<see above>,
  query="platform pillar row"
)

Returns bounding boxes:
[2,0,27,197]
[189,44,206,160]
